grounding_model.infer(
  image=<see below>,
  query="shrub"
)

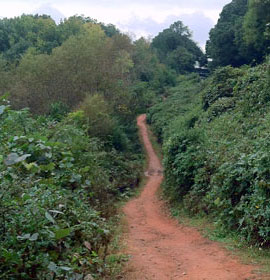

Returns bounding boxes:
[0,104,142,279]
[149,63,270,247]
[163,128,205,200]
[202,66,244,110]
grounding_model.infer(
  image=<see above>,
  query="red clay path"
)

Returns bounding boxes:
[122,114,266,280]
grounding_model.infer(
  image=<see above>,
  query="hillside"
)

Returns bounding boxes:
[148,63,270,247]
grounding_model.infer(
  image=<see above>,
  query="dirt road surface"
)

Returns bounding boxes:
[122,114,266,280]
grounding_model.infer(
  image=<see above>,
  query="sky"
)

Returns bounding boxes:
[0,0,232,48]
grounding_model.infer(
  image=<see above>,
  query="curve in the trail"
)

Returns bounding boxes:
[123,114,265,280]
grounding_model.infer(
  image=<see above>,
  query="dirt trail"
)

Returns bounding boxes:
[122,114,266,280]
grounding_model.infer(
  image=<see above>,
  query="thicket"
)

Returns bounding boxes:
[0,97,143,279]
[148,61,270,247]
[0,15,176,115]
[0,14,177,280]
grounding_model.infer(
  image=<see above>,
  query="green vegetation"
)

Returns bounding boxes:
[0,14,155,280]
[206,0,249,68]
[0,14,119,62]
[148,61,270,247]
[149,0,270,252]
[0,12,188,280]
[151,21,206,73]
[207,0,270,69]
[2,0,270,277]
[0,99,142,279]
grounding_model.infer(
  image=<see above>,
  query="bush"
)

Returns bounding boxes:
[79,94,115,139]
[202,66,244,110]
[0,104,142,279]
[163,128,205,200]
[148,62,270,247]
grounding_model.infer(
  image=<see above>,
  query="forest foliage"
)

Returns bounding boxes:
[1,0,270,278]
[148,62,270,247]
[0,14,182,280]
[0,100,143,279]
[151,21,206,74]
[146,2,270,249]
[206,0,270,69]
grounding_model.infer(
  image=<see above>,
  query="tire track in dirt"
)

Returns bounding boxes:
[122,114,266,280]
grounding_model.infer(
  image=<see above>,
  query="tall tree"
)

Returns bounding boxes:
[206,0,249,69]
[0,14,59,62]
[9,24,134,114]
[243,0,270,62]
[152,21,206,74]
[132,37,158,82]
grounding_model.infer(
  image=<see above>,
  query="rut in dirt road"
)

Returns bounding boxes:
[122,114,265,280]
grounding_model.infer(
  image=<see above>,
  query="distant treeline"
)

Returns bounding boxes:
[0,14,209,116]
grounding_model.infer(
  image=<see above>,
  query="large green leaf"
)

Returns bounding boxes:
[4,153,31,166]
[0,105,6,115]
[45,211,55,224]
[54,228,71,240]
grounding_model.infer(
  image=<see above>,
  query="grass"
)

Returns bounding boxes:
[101,214,130,280]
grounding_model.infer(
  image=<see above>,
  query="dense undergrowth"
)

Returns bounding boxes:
[148,61,270,247]
[0,14,181,280]
[0,100,142,280]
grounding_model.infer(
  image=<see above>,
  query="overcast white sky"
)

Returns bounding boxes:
[0,0,231,48]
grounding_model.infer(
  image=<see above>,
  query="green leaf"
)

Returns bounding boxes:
[21,193,31,201]
[214,197,220,206]
[59,266,72,271]
[17,233,31,240]
[0,105,6,115]
[29,233,39,241]
[1,248,21,264]
[40,162,55,171]
[54,228,71,240]
[45,211,55,224]
[91,251,98,258]
[4,153,31,166]
[48,262,58,273]
[24,162,39,172]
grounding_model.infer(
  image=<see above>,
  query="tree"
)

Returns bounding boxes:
[0,14,59,62]
[9,23,135,114]
[132,37,158,82]
[243,0,270,62]
[206,0,249,68]
[152,21,205,74]
[0,14,120,63]
[0,56,11,94]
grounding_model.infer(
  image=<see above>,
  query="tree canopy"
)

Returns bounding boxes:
[0,14,120,63]
[243,0,270,62]
[206,0,249,68]
[151,21,206,74]
[207,0,270,69]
